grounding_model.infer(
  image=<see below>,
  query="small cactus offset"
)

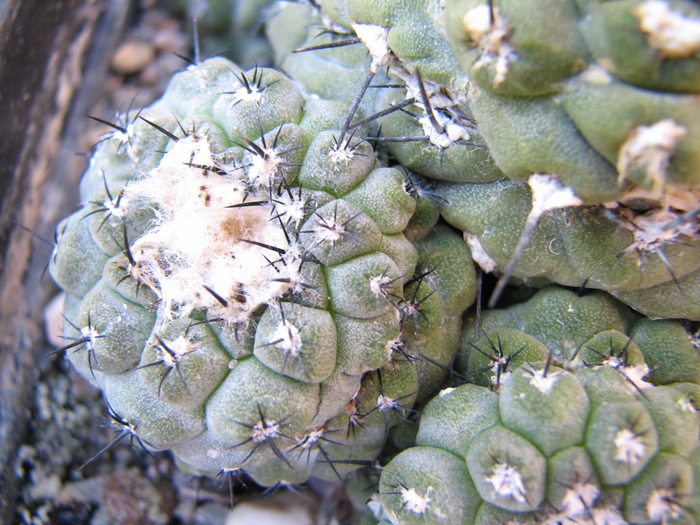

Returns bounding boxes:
[49,55,476,485]
[378,287,700,524]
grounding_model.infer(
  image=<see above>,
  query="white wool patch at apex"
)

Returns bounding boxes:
[124,134,302,324]
[486,462,528,503]
[399,486,432,514]
[613,428,647,465]
[635,0,700,58]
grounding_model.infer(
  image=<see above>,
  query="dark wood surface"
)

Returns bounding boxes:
[0,0,132,517]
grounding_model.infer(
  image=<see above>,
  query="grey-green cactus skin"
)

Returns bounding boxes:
[458,286,700,388]
[434,178,700,320]
[377,286,700,524]
[49,56,476,484]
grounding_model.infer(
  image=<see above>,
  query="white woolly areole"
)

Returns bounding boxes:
[272,192,307,229]
[125,134,303,324]
[617,119,687,195]
[155,336,195,367]
[419,109,472,149]
[526,367,561,394]
[101,193,129,219]
[271,319,302,356]
[485,462,528,503]
[613,428,647,465]
[352,23,392,71]
[491,369,512,390]
[559,482,600,518]
[604,358,652,391]
[464,232,498,273]
[369,273,393,298]
[399,486,432,514]
[328,145,355,164]
[581,64,613,86]
[80,325,100,351]
[647,488,684,523]
[616,205,699,258]
[228,83,264,106]
[386,335,404,361]
[635,0,700,58]
[398,69,473,149]
[247,147,283,188]
[376,394,398,412]
[528,173,584,220]
[252,418,280,443]
[112,122,135,145]
[463,3,516,86]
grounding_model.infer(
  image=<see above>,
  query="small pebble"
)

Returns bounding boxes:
[111,40,156,75]
[225,501,314,525]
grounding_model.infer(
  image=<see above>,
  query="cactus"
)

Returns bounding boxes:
[42,1,700,521]
[378,286,700,524]
[267,0,700,319]
[49,55,477,485]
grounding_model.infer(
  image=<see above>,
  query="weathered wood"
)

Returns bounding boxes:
[0,0,132,516]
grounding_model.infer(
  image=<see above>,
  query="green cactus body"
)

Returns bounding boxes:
[378,287,700,524]
[49,56,476,484]
[434,177,700,319]
[270,1,700,320]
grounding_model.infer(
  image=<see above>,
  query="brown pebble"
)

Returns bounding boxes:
[102,468,170,524]
[111,40,156,75]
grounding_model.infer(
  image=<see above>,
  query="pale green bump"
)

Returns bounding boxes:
[254,303,337,384]
[499,365,589,457]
